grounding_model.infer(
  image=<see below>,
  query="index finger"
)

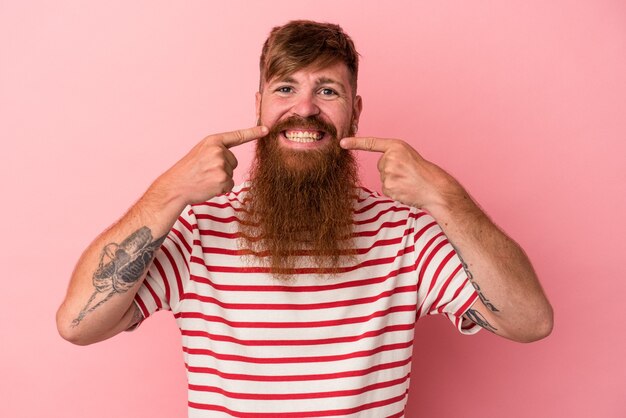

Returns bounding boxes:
[340,136,392,153]
[219,125,269,148]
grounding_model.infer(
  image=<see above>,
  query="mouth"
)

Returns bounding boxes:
[282,129,326,143]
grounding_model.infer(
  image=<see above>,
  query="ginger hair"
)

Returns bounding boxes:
[259,20,359,94]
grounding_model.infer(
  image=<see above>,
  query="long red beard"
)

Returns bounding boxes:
[238,117,359,278]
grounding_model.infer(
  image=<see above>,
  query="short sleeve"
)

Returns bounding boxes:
[133,207,196,319]
[412,210,481,335]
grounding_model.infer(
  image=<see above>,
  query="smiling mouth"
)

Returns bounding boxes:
[283,129,325,143]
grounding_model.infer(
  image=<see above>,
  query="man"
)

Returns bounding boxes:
[57,20,552,417]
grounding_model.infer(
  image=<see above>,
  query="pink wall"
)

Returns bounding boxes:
[1,1,624,416]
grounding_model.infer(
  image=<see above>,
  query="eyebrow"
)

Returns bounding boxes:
[317,77,347,93]
[275,76,297,84]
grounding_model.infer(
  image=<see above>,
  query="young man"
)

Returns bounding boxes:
[57,20,552,417]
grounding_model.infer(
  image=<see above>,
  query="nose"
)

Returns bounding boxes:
[291,91,320,118]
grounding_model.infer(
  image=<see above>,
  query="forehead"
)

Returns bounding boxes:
[264,62,354,93]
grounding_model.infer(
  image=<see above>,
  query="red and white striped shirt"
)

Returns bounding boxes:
[135,184,480,417]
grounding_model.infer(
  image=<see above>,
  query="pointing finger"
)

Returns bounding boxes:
[219,125,269,148]
[340,136,393,153]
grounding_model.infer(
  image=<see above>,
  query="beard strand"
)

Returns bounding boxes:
[238,118,359,279]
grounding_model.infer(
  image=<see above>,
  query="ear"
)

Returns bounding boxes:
[352,95,363,126]
[255,91,262,122]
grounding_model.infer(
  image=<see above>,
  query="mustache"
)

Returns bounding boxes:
[268,115,338,139]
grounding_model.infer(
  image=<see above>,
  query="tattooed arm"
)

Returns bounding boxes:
[424,176,553,341]
[57,126,268,345]
[435,190,553,342]
[56,191,183,345]
[341,136,553,342]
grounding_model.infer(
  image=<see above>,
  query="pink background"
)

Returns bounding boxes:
[1,1,625,417]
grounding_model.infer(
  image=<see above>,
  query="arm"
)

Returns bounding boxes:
[341,136,553,342]
[56,126,268,345]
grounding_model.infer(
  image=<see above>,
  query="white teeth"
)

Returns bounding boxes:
[285,131,323,143]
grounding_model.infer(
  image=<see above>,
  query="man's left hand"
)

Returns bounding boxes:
[341,135,554,343]
[340,136,461,212]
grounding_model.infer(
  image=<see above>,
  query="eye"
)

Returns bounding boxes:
[275,86,293,94]
[319,88,337,96]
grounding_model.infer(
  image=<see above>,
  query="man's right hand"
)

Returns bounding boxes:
[152,125,268,207]
[57,125,268,346]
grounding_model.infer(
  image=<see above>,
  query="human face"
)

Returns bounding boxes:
[256,62,362,151]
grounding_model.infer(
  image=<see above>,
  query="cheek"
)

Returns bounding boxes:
[260,103,285,127]
[328,103,353,125]
[332,113,354,137]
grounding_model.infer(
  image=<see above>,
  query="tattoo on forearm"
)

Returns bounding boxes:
[71,227,166,328]
[453,246,499,313]
[465,308,498,333]
[469,280,499,313]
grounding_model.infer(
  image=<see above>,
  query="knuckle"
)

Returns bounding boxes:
[215,170,230,183]
[233,130,245,143]
[203,135,219,146]
[213,160,226,174]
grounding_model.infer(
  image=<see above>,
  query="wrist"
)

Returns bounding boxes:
[142,177,188,222]
[423,176,480,223]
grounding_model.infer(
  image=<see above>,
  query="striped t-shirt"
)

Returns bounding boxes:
[134,183,480,417]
